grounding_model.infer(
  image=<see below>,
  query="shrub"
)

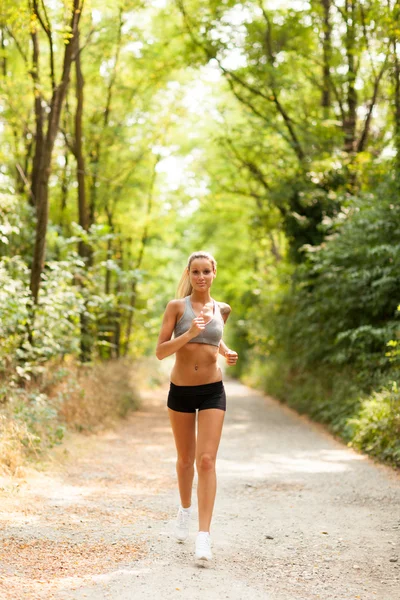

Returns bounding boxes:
[0,359,141,475]
[346,382,400,466]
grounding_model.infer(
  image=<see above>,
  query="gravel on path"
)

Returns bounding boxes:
[0,379,399,600]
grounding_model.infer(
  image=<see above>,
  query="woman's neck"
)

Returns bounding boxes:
[190,291,212,304]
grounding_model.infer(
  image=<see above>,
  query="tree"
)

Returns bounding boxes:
[25,0,83,302]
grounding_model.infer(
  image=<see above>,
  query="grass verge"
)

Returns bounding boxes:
[0,357,161,476]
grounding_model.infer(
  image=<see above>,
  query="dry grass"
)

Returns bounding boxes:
[56,358,141,432]
[0,416,39,476]
[0,358,148,476]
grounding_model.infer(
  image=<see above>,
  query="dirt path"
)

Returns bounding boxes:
[0,379,399,600]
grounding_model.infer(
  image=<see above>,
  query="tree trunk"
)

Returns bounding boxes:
[105,207,114,296]
[60,143,69,228]
[321,0,332,115]
[30,149,50,302]
[74,29,90,261]
[112,234,123,359]
[393,2,400,179]
[88,9,123,232]
[123,157,159,356]
[343,0,358,154]
[73,28,93,362]
[30,25,44,210]
[0,26,6,77]
[29,0,83,303]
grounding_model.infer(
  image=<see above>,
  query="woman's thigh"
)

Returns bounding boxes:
[196,409,225,463]
[168,408,196,463]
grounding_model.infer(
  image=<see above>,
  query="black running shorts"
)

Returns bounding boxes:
[167,380,226,413]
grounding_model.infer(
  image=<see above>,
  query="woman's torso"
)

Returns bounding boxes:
[170,296,224,386]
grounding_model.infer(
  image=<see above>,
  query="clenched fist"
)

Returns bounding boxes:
[225,349,238,366]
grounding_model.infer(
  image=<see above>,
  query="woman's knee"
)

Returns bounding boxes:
[177,455,195,470]
[196,452,215,472]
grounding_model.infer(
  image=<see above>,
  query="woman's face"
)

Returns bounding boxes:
[188,258,216,292]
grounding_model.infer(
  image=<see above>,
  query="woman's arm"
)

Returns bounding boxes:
[218,303,238,366]
[219,339,229,356]
[155,300,205,360]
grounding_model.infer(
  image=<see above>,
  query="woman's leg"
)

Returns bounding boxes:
[196,408,225,532]
[168,409,196,508]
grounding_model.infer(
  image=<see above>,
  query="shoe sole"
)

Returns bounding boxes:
[195,556,212,565]
[175,530,188,543]
[195,553,212,561]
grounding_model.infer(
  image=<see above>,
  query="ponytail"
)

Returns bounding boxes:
[176,251,217,299]
[176,268,192,298]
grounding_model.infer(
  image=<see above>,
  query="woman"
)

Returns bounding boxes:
[156,251,238,562]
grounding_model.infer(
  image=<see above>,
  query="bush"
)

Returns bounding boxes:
[56,359,141,431]
[0,359,141,475]
[346,382,400,465]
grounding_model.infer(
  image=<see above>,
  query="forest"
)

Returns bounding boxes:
[0,0,399,471]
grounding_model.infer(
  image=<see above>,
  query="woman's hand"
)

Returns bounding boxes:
[225,349,238,366]
[188,311,206,338]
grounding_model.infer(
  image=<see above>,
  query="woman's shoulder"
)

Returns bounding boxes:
[165,298,186,313]
[216,300,231,317]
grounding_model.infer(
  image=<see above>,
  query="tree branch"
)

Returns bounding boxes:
[357,56,389,153]
[33,0,55,91]
[257,5,305,161]
[224,75,292,146]
[225,137,271,194]
[103,8,123,128]
[4,26,28,63]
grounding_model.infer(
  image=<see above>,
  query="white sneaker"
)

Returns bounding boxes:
[174,506,191,542]
[195,531,212,561]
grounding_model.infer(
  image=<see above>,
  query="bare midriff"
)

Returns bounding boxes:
[170,342,222,386]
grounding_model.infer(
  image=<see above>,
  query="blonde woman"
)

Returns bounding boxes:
[156,251,238,562]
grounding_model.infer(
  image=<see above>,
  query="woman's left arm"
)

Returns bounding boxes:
[218,302,238,366]
[219,339,229,357]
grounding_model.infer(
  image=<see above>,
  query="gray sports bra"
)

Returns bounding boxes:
[174,296,224,347]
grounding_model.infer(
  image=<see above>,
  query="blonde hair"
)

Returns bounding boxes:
[176,251,217,298]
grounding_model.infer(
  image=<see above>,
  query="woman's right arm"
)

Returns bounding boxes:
[155,300,205,360]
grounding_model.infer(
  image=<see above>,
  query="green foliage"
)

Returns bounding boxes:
[0,255,32,360]
[284,188,400,371]
[0,196,135,367]
[12,391,66,450]
[240,184,400,467]
[347,382,400,465]
[0,251,84,367]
